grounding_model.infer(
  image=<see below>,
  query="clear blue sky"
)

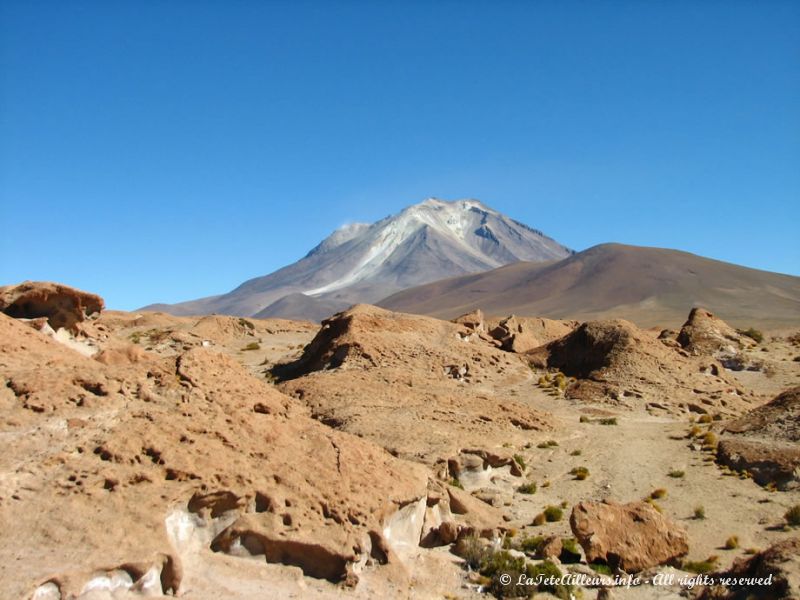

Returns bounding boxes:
[1,1,798,310]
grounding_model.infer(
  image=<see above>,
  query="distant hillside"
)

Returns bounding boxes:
[252,293,343,323]
[378,244,800,329]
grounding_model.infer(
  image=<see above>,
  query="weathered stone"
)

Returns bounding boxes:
[676,307,746,355]
[570,500,689,573]
[697,538,800,599]
[0,281,104,331]
[539,536,563,559]
[718,387,800,489]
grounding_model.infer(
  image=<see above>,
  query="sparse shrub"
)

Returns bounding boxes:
[533,513,547,526]
[599,417,618,426]
[698,414,713,424]
[683,556,719,574]
[744,547,760,555]
[570,466,589,480]
[589,562,613,575]
[785,505,800,527]
[668,469,685,478]
[579,415,590,423]
[242,342,261,351]
[650,488,667,499]
[738,328,764,344]
[513,454,527,470]
[458,533,489,569]
[694,506,706,520]
[570,449,582,456]
[238,318,255,330]
[554,373,568,391]
[724,536,739,550]
[144,328,168,343]
[526,560,572,599]
[541,480,551,488]
[519,535,545,554]
[688,425,703,438]
[645,498,663,513]
[502,529,519,549]
[448,478,464,490]
[544,505,563,522]
[537,440,559,449]
[481,550,535,598]
[561,537,581,557]
[517,482,537,495]
[560,500,569,509]
[703,432,718,449]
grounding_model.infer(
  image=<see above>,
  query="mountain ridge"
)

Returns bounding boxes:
[378,243,800,328]
[140,198,572,318]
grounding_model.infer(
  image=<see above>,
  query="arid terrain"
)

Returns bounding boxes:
[2,281,799,600]
[380,243,800,329]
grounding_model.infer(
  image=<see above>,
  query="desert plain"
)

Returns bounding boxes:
[1,281,799,600]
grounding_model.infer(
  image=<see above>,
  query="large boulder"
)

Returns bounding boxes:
[0,281,103,331]
[697,538,800,599]
[487,314,576,353]
[452,309,486,333]
[717,387,800,489]
[676,307,747,356]
[569,500,689,573]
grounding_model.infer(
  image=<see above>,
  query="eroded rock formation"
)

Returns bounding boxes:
[570,500,689,572]
[717,387,800,489]
[0,281,103,331]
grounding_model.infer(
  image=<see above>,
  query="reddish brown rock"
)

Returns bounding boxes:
[527,318,747,415]
[93,344,147,365]
[0,280,103,331]
[277,305,550,464]
[569,500,689,573]
[0,313,431,598]
[487,314,576,353]
[446,486,507,538]
[539,536,563,560]
[697,538,800,599]
[717,387,800,489]
[676,307,747,355]
[452,309,486,332]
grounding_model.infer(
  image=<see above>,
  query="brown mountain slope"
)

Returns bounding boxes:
[378,243,800,328]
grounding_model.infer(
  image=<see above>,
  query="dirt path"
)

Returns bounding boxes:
[493,370,799,572]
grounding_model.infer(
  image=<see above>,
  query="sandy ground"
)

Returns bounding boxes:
[9,309,799,600]
[202,322,800,598]
[179,322,800,598]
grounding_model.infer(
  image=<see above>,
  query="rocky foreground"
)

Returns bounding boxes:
[1,282,799,600]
